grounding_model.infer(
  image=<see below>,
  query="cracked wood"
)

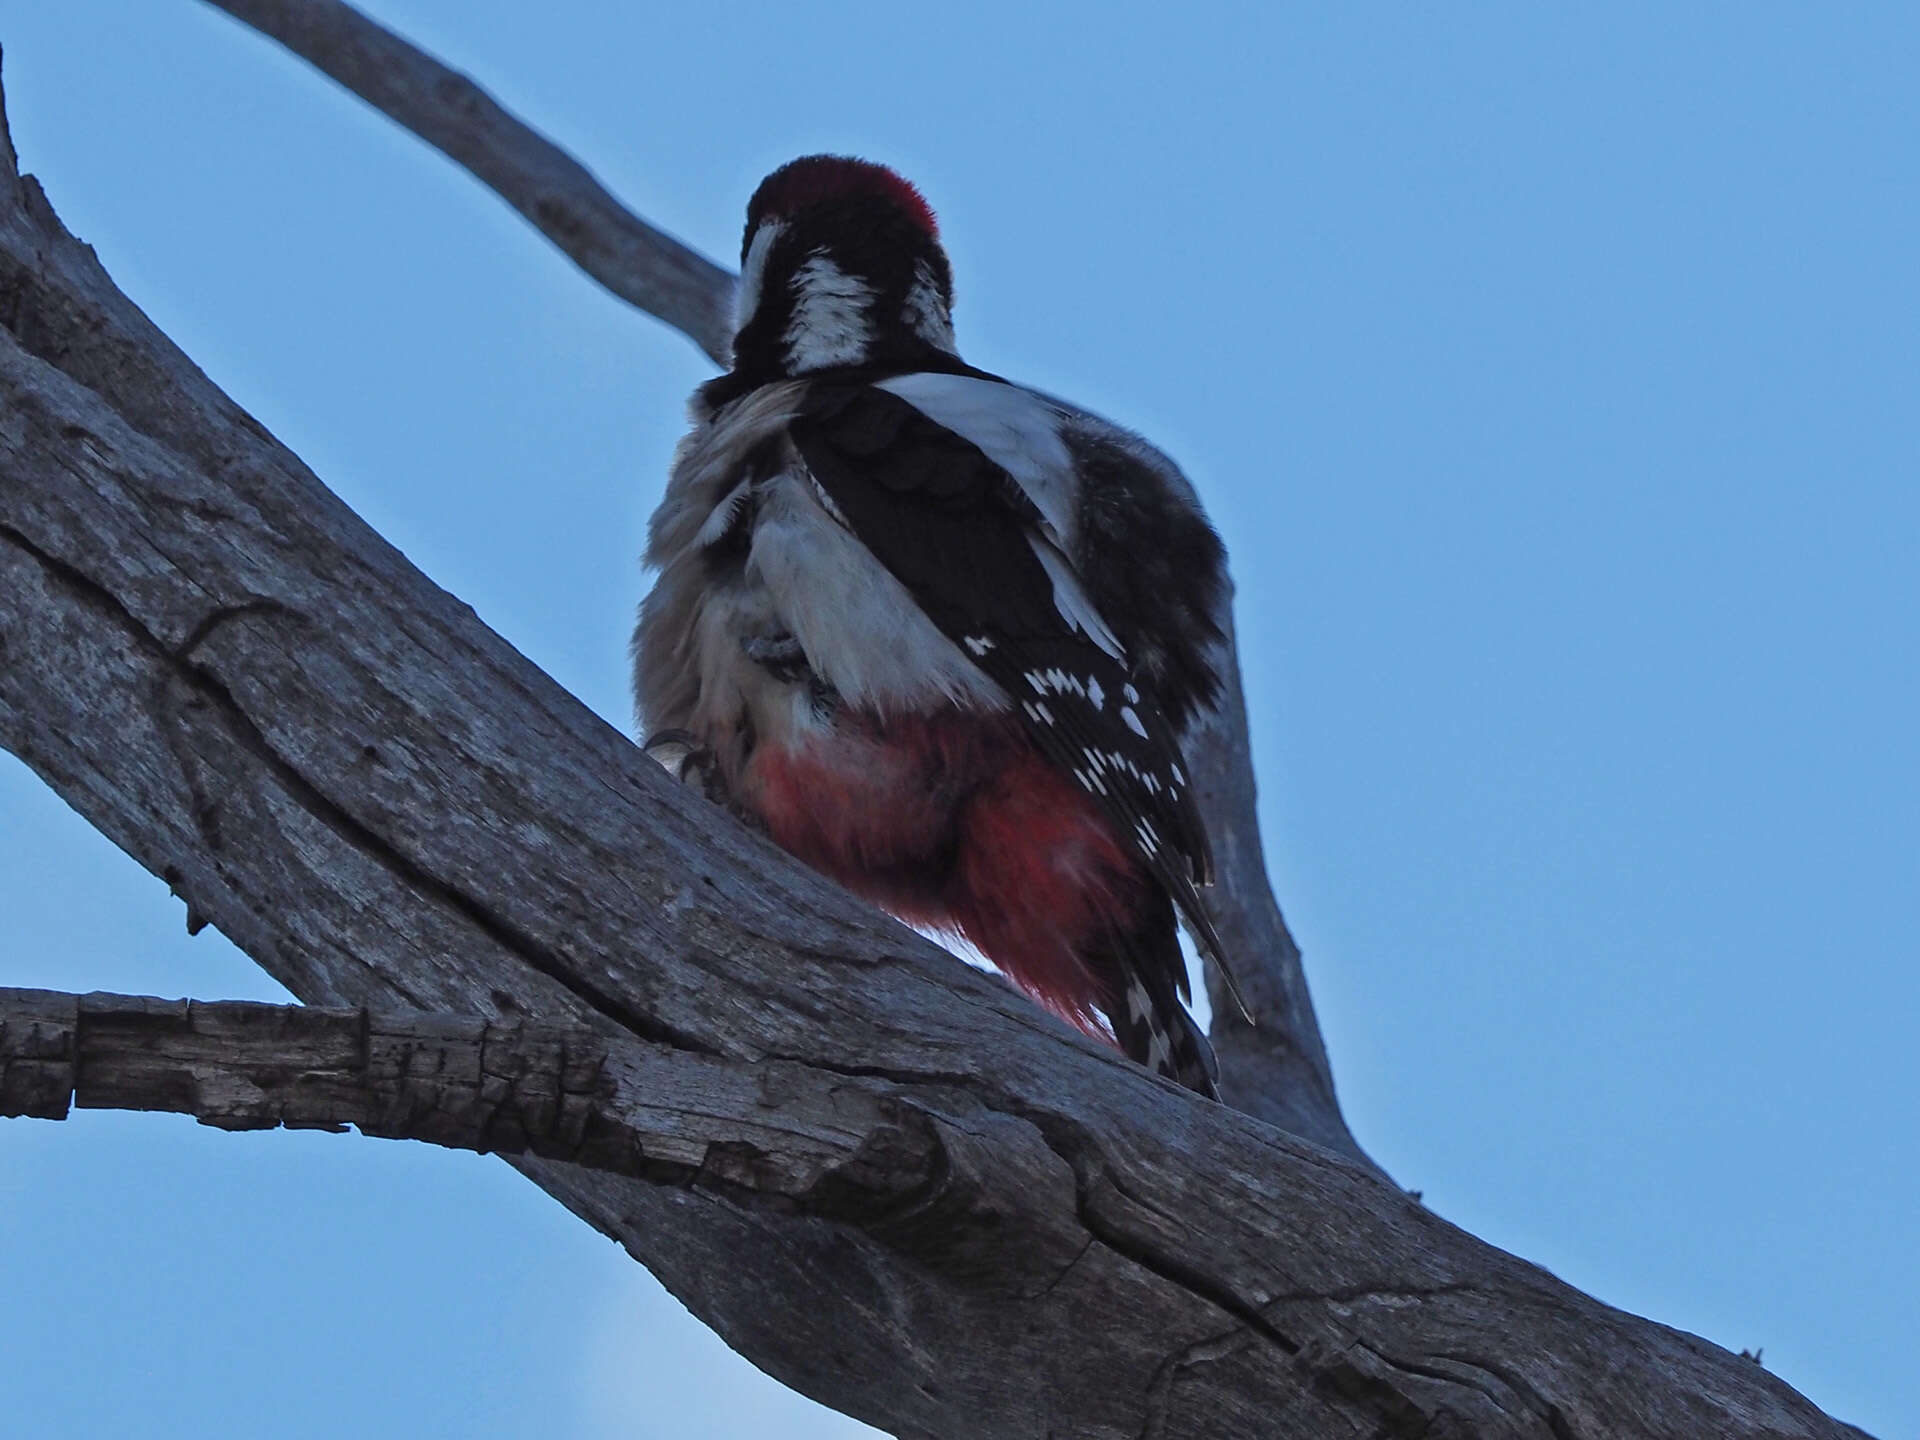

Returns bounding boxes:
[0,988,886,1196]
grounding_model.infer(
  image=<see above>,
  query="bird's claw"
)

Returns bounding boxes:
[741,630,813,684]
[642,728,717,788]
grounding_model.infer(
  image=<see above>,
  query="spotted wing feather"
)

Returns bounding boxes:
[788,383,1226,998]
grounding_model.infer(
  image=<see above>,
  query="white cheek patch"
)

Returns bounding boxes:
[733,219,786,337]
[903,261,957,353]
[785,254,875,371]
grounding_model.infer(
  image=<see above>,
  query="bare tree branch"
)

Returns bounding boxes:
[200,0,734,362]
[0,49,1874,1438]
[0,987,913,1200]
[193,0,1368,1167]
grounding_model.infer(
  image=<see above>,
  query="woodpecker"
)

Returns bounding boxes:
[635,156,1238,1095]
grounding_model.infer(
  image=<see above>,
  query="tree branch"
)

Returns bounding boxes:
[193,0,1367,1167]
[200,0,734,363]
[0,987,921,1203]
[0,41,1871,1440]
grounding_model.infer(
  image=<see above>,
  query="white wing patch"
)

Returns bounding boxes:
[869,372,1134,661]
[748,463,1006,714]
[874,372,1079,547]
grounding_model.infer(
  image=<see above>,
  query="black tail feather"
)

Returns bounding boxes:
[1101,895,1219,1099]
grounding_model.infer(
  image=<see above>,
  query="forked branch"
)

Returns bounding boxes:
[0,32,1872,1440]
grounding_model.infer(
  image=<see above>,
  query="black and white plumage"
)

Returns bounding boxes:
[635,156,1235,1095]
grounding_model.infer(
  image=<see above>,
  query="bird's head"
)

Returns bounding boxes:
[728,155,957,381]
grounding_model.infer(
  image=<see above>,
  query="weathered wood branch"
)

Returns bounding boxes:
[193,0,1359,1158]
[0,987,911,1201]
[0,42,1873,1440]
[200,0,735,363]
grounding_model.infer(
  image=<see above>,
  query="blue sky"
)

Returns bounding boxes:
[2,4,1914,1436]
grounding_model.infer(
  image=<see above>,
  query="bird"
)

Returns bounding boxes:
[634,155,1238,1095]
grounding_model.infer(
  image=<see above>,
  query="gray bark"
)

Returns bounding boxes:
[0,34,1872,1440]
[0,987,901,1196]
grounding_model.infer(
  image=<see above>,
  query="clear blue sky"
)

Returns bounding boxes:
[2,4,1914,1436]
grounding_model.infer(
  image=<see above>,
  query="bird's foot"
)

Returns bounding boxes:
[642,728,717,789]
[740,630,813,684]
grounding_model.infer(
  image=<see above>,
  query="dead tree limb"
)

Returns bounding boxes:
[199,0,733,362]
[195,0,1356,1155]
[0,39,1873,1440]
[0,987,913,1200]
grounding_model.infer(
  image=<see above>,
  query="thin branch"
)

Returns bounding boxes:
[193,0,1367,1165]
[0,987,907,1199]
[200,0,734,362]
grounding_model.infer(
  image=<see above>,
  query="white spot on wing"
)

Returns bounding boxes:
[1086,676,1104,709]
[965,635,995,655]
[1146,1026,1173,1073]
[1120,705,1148,739]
